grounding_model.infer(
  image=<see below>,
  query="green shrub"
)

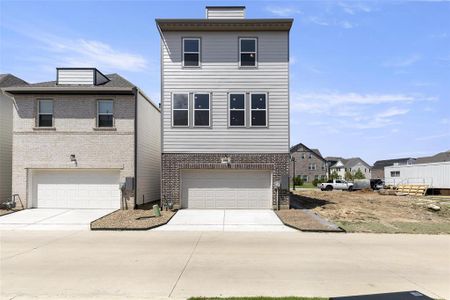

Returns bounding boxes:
[293,176,304,186]
[353,169,366,179]
[312,178,326,187]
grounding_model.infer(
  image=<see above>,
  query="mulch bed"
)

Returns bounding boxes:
[91,205,176,231]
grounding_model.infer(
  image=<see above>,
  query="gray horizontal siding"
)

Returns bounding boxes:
[161,31,289,153]
[206,9,245,19]
[57,69,94,85]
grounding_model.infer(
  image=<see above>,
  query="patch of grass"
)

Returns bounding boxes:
[189,297,327,300]
[337,221,450,234]
[293,183,316,189]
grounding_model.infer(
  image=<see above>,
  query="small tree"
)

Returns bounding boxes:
[312,177,325,187]
[353,169,366,179]
[330,170,339,180]
[344,170,353,181]
[293,176,304,186]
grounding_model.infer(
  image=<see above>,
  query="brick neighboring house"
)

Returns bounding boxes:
[290,143,327,183]
[0,74,28,205]
[2,68,160,209]
[326,157,372,179]
[157,6,292,209]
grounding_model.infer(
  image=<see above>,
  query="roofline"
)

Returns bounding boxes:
[155,18,293,32]
[290,142,327,162]
[2,86,135,95]
[56,67,111,85]
[205,6,245,9]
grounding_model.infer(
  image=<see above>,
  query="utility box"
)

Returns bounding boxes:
[125,177,135,192]
[280,175,289,191]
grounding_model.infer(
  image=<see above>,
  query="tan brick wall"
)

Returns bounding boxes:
[12,94,135,208]
[290,147,327,183]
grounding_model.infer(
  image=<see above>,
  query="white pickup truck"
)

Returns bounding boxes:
[319,179,354,191]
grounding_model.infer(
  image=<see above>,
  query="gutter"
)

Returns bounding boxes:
[2,86,135,95]
[133,86,138,209]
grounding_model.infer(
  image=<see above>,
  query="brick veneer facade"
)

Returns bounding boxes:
[161,153,290,209]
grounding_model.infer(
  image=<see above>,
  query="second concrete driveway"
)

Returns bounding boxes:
[0,209,114,230]
[154,209,294,232]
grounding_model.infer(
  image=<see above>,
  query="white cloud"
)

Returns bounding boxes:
[376,107,409,118]
[306,16,356,29]
[383,54,421,67]
[265,6,301,17]
[338,2,373,15]
[8,27,148,72]
[416,132,450,141]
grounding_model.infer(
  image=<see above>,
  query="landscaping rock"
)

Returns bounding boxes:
[427,204,441,211]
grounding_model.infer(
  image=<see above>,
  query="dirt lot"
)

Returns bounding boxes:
[291,189,450,234]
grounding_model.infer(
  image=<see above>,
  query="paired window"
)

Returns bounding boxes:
[239,38,257,67]
[194,93,210,127]
[309,163,317,170]
[172,94,189,126]
[301,153,305,159]
[37,100,53,127]
[229,93,245,127]
[97,100,114,127]
[391,171,400,177]
[183,38,200,67]
[251,93,267,127]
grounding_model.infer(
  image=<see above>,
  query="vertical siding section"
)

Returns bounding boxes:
[0,94,12,203]
[57,69,94,85]
[161,31,289,153]
[136,91,161,205]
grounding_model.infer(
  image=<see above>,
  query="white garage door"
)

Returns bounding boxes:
[181,170,272,209]
[32,170,121,209]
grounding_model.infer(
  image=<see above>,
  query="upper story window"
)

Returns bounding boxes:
[194,93,210,127]
[183,38,200,67]
[250,93,267,127]
[172,93,189,127]
[308,153,312,159]
[301,153,305,159]
[97,100,114,127]
[229,93,245,127]
[239,38,257,67]
[391,171,400,177]
[37,99,53,127]
[309,163,317,170]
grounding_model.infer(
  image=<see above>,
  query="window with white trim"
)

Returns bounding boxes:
[391,171,400,177]
[239,38,257,67]
[229,93,245,127]
[309,163,317,170]
[194,93,210,127]
[37,99,53,127]
[183,38,200,67]
[251,93,267,126]
[172,93,189,126]
[97,100,114,127]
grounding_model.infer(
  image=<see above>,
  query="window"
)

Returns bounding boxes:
[37,100,53,127]
[302,175,308,182]
[251,93,267,127]
[194,93,210,127]
[315,175,319,180]
[322,164,326,170]
[301,153,305,159]
[391,171,400,177]
[229,93,245,127]
[239,38,257,67]
[309,163,317,170]
[97,100,114,127]
[308,153,312,159]
[183,38,200,67]
[172,93,189,126]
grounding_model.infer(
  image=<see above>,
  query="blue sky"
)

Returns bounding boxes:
[1,0,449,164]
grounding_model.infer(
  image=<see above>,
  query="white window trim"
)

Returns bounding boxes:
[228,92,246,127]
[97,100,114,128]
[250,92,268,127]
[239,37,257,67]
[172,93,190,127]
[37,99,53,127]
[182,38,201,68]
[193,93,210,127]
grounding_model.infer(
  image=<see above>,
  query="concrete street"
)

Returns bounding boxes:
[1,230,449,300]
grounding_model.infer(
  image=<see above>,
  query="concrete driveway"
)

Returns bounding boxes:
[0,209,115,230]
[154,209,294,232]
[1,231,449,300]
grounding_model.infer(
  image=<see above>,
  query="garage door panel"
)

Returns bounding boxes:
[181,170,271,209]
[33,170,120,209]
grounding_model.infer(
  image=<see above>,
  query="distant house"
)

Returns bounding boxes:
[326,157,372,180]
[0,74,27,204]
[290,143,327,183]
[372,157,415,179]
[415,150,450,164]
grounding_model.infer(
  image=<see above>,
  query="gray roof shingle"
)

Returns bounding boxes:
[0,74,28,88]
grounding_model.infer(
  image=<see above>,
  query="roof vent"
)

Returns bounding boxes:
[57,68,109,85]
[205,6,245,19]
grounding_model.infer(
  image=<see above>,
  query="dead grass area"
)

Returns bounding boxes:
[276,210,342,232]
[91,204,176,230]
[291,189,450,234]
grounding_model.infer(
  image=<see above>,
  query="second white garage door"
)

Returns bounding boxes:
[32,169,121,209]
[181,170,272,209]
